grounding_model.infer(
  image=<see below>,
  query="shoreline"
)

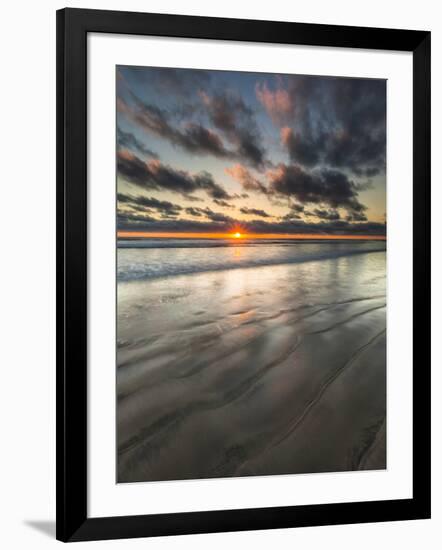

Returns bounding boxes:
[117,246,386,284]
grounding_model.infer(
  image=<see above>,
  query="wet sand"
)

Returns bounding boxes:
[117,250,386,483]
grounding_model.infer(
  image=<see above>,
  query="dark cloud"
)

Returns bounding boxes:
[117,192,138,205]
[213,199,235,208]
[117,151,232,200]
[268,164,366,215]
[185,207,204,217]
[258,75,386,178]
[117,150,150,187]
[290,203,305,213]
[280,127,322,167]
[117,193,182,217]
[313,208,341,221]
[185,195,204,203]
[118,95,232,159]
[281,212,302,221]
[346,212,368,222]
[239,207,271,218]
[118,211,386,236]
[280,202,305,221]
[193,171,233,200]
[117,127,158,158]
[119,90,265,167]
[179,123,231,157]
[200,92,266,168]
[321,78,386,176]
[117,211,156,226]
[184,206,234,223]
[203,209,233,223]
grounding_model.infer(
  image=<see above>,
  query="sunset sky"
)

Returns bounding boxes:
[116,66,386,238]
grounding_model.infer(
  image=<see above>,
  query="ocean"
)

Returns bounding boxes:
[117,239,386,282]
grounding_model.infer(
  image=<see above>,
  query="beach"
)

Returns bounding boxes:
[117,240,386,483]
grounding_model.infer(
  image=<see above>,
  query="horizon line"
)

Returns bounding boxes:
[117,231,386,241]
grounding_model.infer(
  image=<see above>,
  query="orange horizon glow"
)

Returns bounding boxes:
[117,231,386,241]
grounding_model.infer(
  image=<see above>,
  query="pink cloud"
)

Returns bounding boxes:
[280,126,293,146]
[255,81,294,126]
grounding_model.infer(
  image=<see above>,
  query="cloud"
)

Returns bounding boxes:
[119,89,266,168]
[280,127,321,167]
[118,95,232,159]
[225,164,268,194]
[193,171,233,200]
[213,199,235,208]
[268,164,366,215]
[117,149,152,186]
[239,207,271,218]
[255,80,294,125]
[281,213,301,221]
[226,161,369,218]
[117,193,182,217]
[202,209,233,223]
[117,127,158,158]
[185,207,204,217]
[184,206,234,223]
[346,212,368,222]
[290,203,305,213]
[118,211,386,236]
[200,92,266,168]
[260,76,386,178]
[313,208,341,221]
[117,211,156,226]
[179,123,231,157]
[185,195,204,203]
[117,150,233,200]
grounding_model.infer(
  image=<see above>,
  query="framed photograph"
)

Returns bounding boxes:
[56,8,431,542]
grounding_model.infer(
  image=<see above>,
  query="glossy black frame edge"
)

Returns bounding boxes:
[56,7,431,542]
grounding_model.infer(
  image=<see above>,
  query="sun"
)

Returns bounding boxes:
[233,232,242,239]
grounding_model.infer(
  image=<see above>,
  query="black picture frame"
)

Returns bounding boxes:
[56,7,431,542]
